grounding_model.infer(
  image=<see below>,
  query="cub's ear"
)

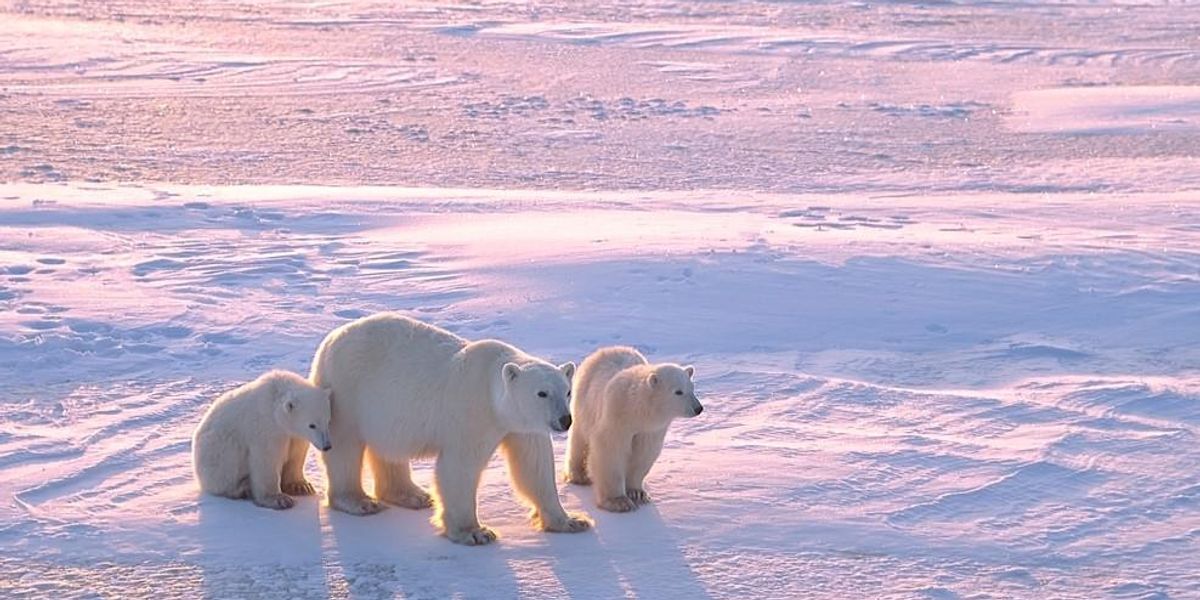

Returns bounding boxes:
[282,390,296,412]
[559,361,576,380]
[647,372,659,388]
[683,365,695,379]
[503,362,521,382]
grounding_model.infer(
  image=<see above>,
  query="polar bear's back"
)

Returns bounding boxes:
[572,346,647,429]
[311,313,467,385]
[195,370,299,440]
[310,313,484,454]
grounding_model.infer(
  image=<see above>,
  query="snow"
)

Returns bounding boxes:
[2,1,1199,599]
[1011,86,1200,134]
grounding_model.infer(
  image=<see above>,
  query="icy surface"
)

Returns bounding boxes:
[2,1,1199,599]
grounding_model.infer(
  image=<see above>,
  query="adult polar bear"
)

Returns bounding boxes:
[310,313,591,545]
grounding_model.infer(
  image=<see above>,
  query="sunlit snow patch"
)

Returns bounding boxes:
[1010,86,1200,134]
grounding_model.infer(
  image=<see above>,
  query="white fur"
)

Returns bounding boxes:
[564,346,702,512]
[309,313,591,545]
[192,370,332,510]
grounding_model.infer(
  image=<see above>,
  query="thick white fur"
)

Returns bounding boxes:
[192,370,332,510]
[309,313,591,545]
[564,347,702,512]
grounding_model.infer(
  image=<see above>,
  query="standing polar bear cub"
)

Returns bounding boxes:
[192,370,332,509]
[310,313,591,545]
[564,347,703,512]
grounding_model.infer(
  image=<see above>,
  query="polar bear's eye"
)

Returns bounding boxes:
[674,390,683,396]
[537,391,548,398]
[309,424,316,429]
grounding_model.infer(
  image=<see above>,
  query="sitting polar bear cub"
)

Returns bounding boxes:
[310,313,591,545]
[564,346,703,512]
[192,370,332,509]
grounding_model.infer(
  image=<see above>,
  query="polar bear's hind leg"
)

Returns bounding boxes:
[323,436,384,515]
[369,449,433,509]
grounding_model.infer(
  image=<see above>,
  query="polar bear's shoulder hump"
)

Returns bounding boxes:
[461,339,525,364]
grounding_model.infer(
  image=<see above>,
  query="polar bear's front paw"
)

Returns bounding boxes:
[254,493,296,510]
[281,480,316,496]
[447,525,498,546]
[381,488,433,510]
[541,511,593,533]
[626,488,651,505]
[331,494,385,516]
[598,495,637,513]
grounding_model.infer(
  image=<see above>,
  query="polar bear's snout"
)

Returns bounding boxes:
[547,395,572,431]
[552,413,573,432]
[688,394,704,418]
[311,430,333,452]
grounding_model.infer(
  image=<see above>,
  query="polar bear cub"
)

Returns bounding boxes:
[192,370,332,510]
[564,347,703,512]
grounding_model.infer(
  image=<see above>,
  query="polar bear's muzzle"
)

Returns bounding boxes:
[311,431,333,452]
[551,413,573,432]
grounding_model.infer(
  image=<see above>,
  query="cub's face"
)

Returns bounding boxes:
[648,364,703,422]
[499,361,576,434]
[278,385,333,452]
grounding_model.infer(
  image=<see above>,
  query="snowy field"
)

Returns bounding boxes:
[2,1,1199,598]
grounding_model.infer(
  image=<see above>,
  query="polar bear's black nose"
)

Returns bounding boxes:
[321,443,333,452]
[693,405,704,416]
[557,414,573,431]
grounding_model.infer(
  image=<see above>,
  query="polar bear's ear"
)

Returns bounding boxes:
[559,362,576,380]
[647,372,659,388]
[282,390,296,412]
[503,362,521,382]
[683,365,695,379]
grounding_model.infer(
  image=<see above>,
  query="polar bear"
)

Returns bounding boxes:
[309,313,592,545]
[192,370,333,509]
[564,347,703,512]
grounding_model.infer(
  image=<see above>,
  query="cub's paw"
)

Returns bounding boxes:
[598,495,637,513]
[331,494,385,516]
[447,525,498,546]
[540,511,594,533]
[281,480,316,496]
[254,494,296,510]
[381,487,433,510]
[626,488,651,505]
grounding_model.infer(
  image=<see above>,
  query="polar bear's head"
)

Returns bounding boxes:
[275,383,334,452]
[498,360,576,434]
[645,364,703,424]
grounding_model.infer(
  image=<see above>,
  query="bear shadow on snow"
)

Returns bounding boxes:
[545,490,713,599]
[194,493,329,598]
[319,476,708,598]
[192,469,707,598]
[324,502,523,599]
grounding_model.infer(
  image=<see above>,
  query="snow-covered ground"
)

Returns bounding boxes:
[2,1,1199,598]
